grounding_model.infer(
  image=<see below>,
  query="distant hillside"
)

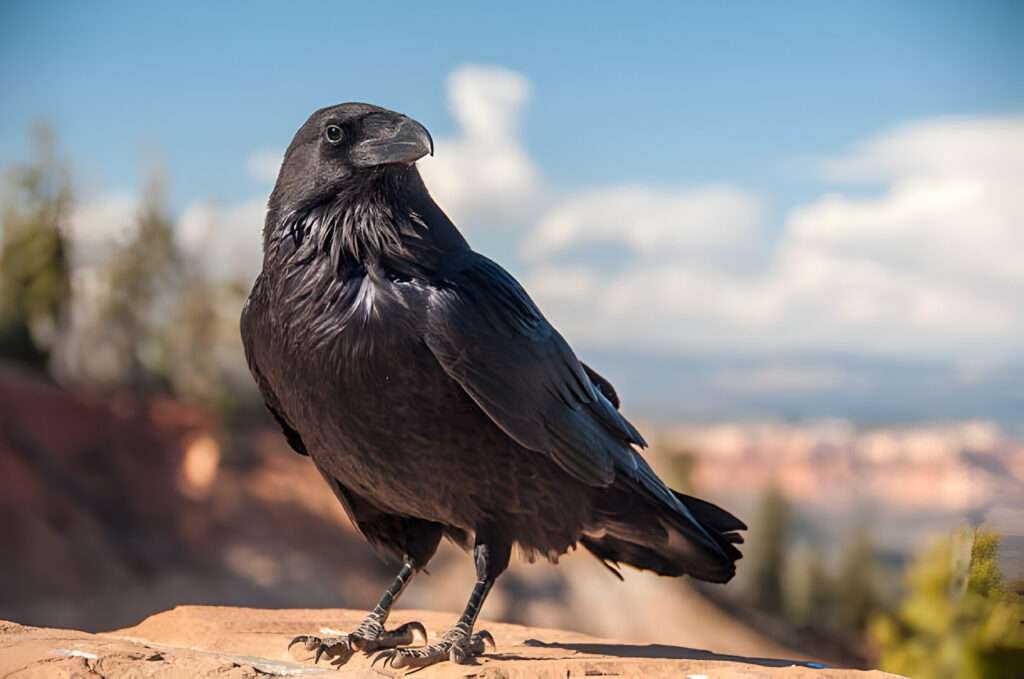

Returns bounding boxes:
[650,419,1024,581]
[579,349,1024,434]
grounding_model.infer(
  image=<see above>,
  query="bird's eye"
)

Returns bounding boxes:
[325,125,343,143]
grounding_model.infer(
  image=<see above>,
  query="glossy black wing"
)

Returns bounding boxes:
[424,254,646,487]
[581,361,620,409]
[424,254,721,552]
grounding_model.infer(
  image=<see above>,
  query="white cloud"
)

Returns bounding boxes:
[64,190,265,283]
[417,65,540,224]
[67,191,137,249]
[772,117,1024,345]
[527,184,761,259]
[793,121,1024,290]
[525,116,1024,357]
[526,265,599,302]
[821,117,1024,184]
[178,198,266,280]
[712,365,858,393]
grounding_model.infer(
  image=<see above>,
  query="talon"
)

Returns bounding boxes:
[372,649,394,669]
[369,630,492,671]
[288,634,315,651]
[291,618,428,667]
[407,621,428,645]
[477,629,496,650]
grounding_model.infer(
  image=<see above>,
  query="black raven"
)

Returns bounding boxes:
[241,103,745,670]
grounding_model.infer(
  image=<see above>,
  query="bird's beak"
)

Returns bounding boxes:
[352,113,434,167]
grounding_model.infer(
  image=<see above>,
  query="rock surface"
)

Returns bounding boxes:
[1,606,902,678]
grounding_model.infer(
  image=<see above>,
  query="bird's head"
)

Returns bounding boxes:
[269,103,434,216]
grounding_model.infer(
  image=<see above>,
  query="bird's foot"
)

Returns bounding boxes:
[288,618,427,667]
[372,628,495,670]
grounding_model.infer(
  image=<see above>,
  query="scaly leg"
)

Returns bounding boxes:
[373,535,510,670]
[289,560,425,666]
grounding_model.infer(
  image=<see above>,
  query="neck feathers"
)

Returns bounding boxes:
[264,168,467,277]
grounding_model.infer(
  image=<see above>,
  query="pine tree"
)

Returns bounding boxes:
[836,523,879,635]
[786,543,835,629]
[100,163,180,392]
[749,483,790,614]
[871,529,1024,678]
[0,123,72,371]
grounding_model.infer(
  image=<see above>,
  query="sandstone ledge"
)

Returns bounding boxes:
[0,606,903,678]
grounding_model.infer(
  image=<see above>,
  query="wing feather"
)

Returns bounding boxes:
[424,254,721,553]
[425,255,645,487]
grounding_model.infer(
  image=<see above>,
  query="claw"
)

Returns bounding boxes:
[288,635,314,651]
[291,619,428,668]
[372,649,396,669]
[477,629,496,651]
[407,621,428,645]
[368,629,495,671]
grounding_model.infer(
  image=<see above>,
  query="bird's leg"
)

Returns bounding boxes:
[374,536,509,670]
[289,560,425,666]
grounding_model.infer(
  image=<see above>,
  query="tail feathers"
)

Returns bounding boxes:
[581,533,685,579]
[674,491,746,544]
[583,490,746,584]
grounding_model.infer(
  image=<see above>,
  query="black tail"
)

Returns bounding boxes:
[582,486,746,583]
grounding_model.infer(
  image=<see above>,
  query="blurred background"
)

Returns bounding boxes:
[1,2,1022,675]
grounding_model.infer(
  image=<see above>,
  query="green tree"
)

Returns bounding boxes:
[872,529,1024,679]
[0,123,72,371]
[100,163,180,392]
[749,483,790,614]
[786,543,835,629]
[836,523,879,635]
[164,263,249,410]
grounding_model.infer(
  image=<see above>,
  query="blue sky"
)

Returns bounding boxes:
[2,2,1020,208]
[2,2,1023,425]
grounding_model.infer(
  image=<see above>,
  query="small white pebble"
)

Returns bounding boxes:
[687,675,709,679]
[52,649,99,660]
